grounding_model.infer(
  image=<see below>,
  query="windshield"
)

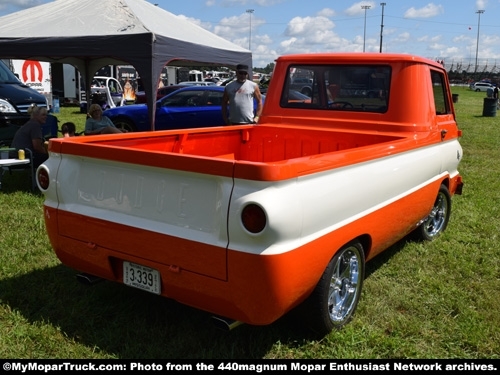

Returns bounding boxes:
[0,60,22,84]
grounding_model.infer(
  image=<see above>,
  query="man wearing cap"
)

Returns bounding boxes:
[222,64,263,125]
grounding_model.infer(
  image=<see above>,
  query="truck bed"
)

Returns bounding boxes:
[51,124,416,181]
[98,125,403,161]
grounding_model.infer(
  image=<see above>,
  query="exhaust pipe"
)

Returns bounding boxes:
[211,316,244,331]
[76,273,103,286]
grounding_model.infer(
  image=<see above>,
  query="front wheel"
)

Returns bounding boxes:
[302,241,365,336]
[414,184,451,241]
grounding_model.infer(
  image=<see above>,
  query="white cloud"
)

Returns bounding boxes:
[176,14,213,31]
[475,0,487,10]
[317,8,335,18]
[404,3,444,18]
[393,32,411,43]
[428,42,447,51]
[279,16,351,54]
[219,0,284,7]
[345,1,377,16]
[417,35,442,43]
[285,16,334,37]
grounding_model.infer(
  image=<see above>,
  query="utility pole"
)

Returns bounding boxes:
[362,5,371,52]
[379,3,386,53]
[246,9,254,51]
[474,10,484,74]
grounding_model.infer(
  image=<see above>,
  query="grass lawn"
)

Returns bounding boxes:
[0,86,499,359]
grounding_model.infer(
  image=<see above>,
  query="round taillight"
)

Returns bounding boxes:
[241,203,266,234]
[37,167,50,190]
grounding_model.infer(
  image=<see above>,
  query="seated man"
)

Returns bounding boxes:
[10,105,48,169]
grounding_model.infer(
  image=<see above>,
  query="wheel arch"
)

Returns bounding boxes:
[356,234,372,261]
[296,236,367,335]
[301,234,371,302]
[440,176,450,190]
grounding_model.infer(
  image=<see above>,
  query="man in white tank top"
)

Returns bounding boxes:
[222,64,263,125]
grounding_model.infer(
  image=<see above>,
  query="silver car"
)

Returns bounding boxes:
[470,82,494,92]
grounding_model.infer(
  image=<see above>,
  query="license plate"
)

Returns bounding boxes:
[123,261,161,295]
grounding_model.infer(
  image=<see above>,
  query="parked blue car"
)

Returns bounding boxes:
[104,86,262,132]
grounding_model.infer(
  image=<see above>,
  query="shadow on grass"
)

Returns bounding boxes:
[0,233,416,359]
[364,234,412,279]
[0,168,38,194]
[0,263,321,359]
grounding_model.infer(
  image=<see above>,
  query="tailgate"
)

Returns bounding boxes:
[55,154,233,279]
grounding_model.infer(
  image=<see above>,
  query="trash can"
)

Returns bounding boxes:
[482,97,497,117]
[452,94,459,103]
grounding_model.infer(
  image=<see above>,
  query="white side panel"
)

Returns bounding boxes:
[227,140,462,255]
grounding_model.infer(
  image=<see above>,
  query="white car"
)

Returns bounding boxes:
[90,76,125,108]
[470,82,494,92]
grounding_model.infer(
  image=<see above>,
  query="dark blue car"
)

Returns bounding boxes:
[104,86,262,132]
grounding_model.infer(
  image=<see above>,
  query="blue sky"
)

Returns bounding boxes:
[1,0,499,68]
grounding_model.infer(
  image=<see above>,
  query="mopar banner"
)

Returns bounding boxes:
[11,59,52,95]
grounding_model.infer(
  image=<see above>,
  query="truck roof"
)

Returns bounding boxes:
[276,53,443,68]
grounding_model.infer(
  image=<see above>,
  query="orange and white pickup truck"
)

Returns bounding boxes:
[37,53,463,336]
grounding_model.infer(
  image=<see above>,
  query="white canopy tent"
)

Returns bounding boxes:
[0,0,252,129]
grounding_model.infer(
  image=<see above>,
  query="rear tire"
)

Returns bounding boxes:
[302,241,365,336]
[414,184,451,241]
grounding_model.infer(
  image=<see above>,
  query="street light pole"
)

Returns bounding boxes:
[246,9,254,51]
[379,3,386,53]
[362,5,371,52]
[474,9,484,74]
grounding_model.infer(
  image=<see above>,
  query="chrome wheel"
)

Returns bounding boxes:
[301,241,365,335]
[329,245,362,323]
[415,185,451,241]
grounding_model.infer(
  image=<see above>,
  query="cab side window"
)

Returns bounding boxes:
[430,70,450,115]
